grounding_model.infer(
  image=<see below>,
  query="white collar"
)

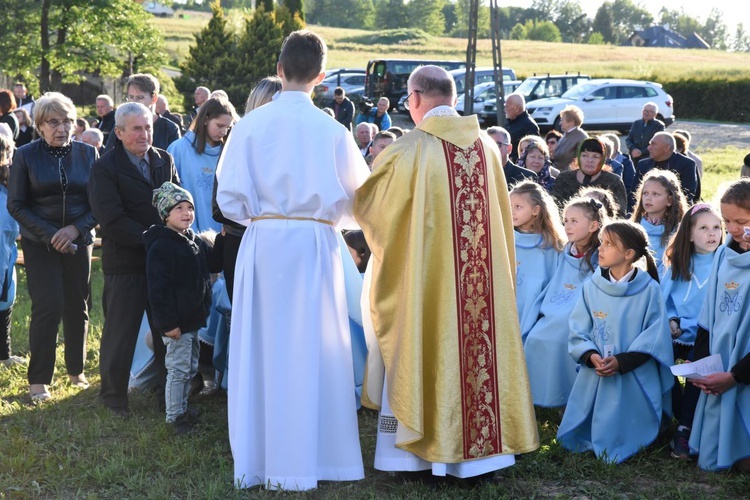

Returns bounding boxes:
[609,267,635,283]
[423,105,459,119]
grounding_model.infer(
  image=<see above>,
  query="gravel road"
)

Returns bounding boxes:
[389,113,750,153]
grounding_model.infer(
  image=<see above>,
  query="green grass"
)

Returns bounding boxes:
[0,150,748,496]
[148,12,750,85]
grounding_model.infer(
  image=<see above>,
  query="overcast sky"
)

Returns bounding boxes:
[510,1,750,34]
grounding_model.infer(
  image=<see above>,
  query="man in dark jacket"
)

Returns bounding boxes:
[635,131,700,203]
[625,102,665,162]
[104,73,181,152]
[329,87,354,130]
[504,93,539,163]
[95,95,116,145]
[487,126,537,189]
[88,102,180,417]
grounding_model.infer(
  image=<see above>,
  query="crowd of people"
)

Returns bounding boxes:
[0,28,749,491]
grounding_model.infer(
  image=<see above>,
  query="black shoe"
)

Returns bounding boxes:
[171,412,196,435]
[187,405,200,422]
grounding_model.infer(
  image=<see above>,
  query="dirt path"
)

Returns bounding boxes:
[389,113,750,153]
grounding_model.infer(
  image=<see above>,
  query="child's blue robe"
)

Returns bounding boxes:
[522,243,596,407]
[639,219,668,270]
[514,230,559,330]
[661,252,715,346]
[558,268,674,464]
[688,238,750,471]
[167,131,223,233]
[0,185,18,312]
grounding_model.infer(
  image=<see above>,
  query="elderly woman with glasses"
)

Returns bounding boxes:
[7,92,98,402]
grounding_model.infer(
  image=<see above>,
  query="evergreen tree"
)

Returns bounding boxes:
[227,6,284,106]
[275,5,305,36]
[408,0,446,36]
[283,0,305,21]
[181,1,236,94]
[259,0,275,13]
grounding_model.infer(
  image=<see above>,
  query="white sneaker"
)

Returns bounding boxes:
[0,355,27,368]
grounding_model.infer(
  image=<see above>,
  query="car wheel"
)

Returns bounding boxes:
[656,113,666,126]
[553,117,562,132]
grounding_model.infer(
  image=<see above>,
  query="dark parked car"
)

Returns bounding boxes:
[365,59,466,110]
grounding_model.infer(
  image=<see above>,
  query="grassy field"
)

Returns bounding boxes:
[0,146,748,497]
[150,13,750,84]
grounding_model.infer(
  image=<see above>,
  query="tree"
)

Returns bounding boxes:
[554,0,590,43]
[375,0,409,30]
[408,0,446,36]
[307,0,375,29]
[658,8,701,37]
[700,8,728,50]
[592,4,615,44]
[259,0,275,12]
[527,20,562,42]
[733,23,750,52]
[509,22,527,40]
[181,1,236,94]
[275,4,306,36]
[0,0,166,94]
[609,0,653,43]
[588,32,605,45]
[226,5,284,106]
[451,0,490,38]
[283,0,305,21]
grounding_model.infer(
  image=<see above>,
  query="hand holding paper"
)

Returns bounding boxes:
[670,354,723,381]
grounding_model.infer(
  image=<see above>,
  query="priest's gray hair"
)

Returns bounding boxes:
[115,102,153,130]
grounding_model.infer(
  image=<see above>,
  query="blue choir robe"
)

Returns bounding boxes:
[639,219,668,271]
[0,185,19,312]
[167,131,223,233]
[558,268,674,463]
[514,230,560,330]
[688,238,750,471]
[661,252,715,346]
[522,244,597,407]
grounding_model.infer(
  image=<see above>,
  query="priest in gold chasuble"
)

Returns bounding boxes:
[354,66,539,477]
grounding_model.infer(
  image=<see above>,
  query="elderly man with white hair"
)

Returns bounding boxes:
[626,101,665,161]
[354,65,538,480]
[88,102,180,418]
[504,93,539,163]
[635,131,700,203]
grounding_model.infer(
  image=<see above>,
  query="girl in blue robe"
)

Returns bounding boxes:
[509,181,564,330]
[0,141,21,367]
[522,197,607,408]
[661,203,723,458]
[558,220,674,464]
[688,179,750,472]
[631,169,687,271]
[167,97,239,233]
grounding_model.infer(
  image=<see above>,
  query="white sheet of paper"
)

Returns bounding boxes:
[670,354,724,380]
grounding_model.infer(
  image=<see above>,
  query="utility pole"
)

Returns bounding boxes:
[464,0,479,115]
[489,0,506,127]
[463,0,506,127]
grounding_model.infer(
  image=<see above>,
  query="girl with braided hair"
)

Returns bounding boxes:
[558,220,674,463]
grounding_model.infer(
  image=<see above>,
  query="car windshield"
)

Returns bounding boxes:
[562,83,597,99]
[515,78,540,96]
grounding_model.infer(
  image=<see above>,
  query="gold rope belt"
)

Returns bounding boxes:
[250,215,334,226]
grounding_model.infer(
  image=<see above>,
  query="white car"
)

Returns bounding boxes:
[526,79,675,132]
[455,81,522,116]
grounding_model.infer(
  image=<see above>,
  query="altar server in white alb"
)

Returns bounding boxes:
[216,30,370,491]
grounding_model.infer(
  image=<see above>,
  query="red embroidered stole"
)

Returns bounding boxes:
[443,138,503,459]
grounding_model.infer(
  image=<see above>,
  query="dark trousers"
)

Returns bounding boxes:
[99,273,166,409]
[672,343,701,427]
[23,237,91,385]
[0,307,12,360]
[223,232,242,304]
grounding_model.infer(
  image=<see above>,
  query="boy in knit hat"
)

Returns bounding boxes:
[144,181,221,434]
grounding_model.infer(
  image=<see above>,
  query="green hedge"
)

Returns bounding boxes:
[664,79,750,123]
